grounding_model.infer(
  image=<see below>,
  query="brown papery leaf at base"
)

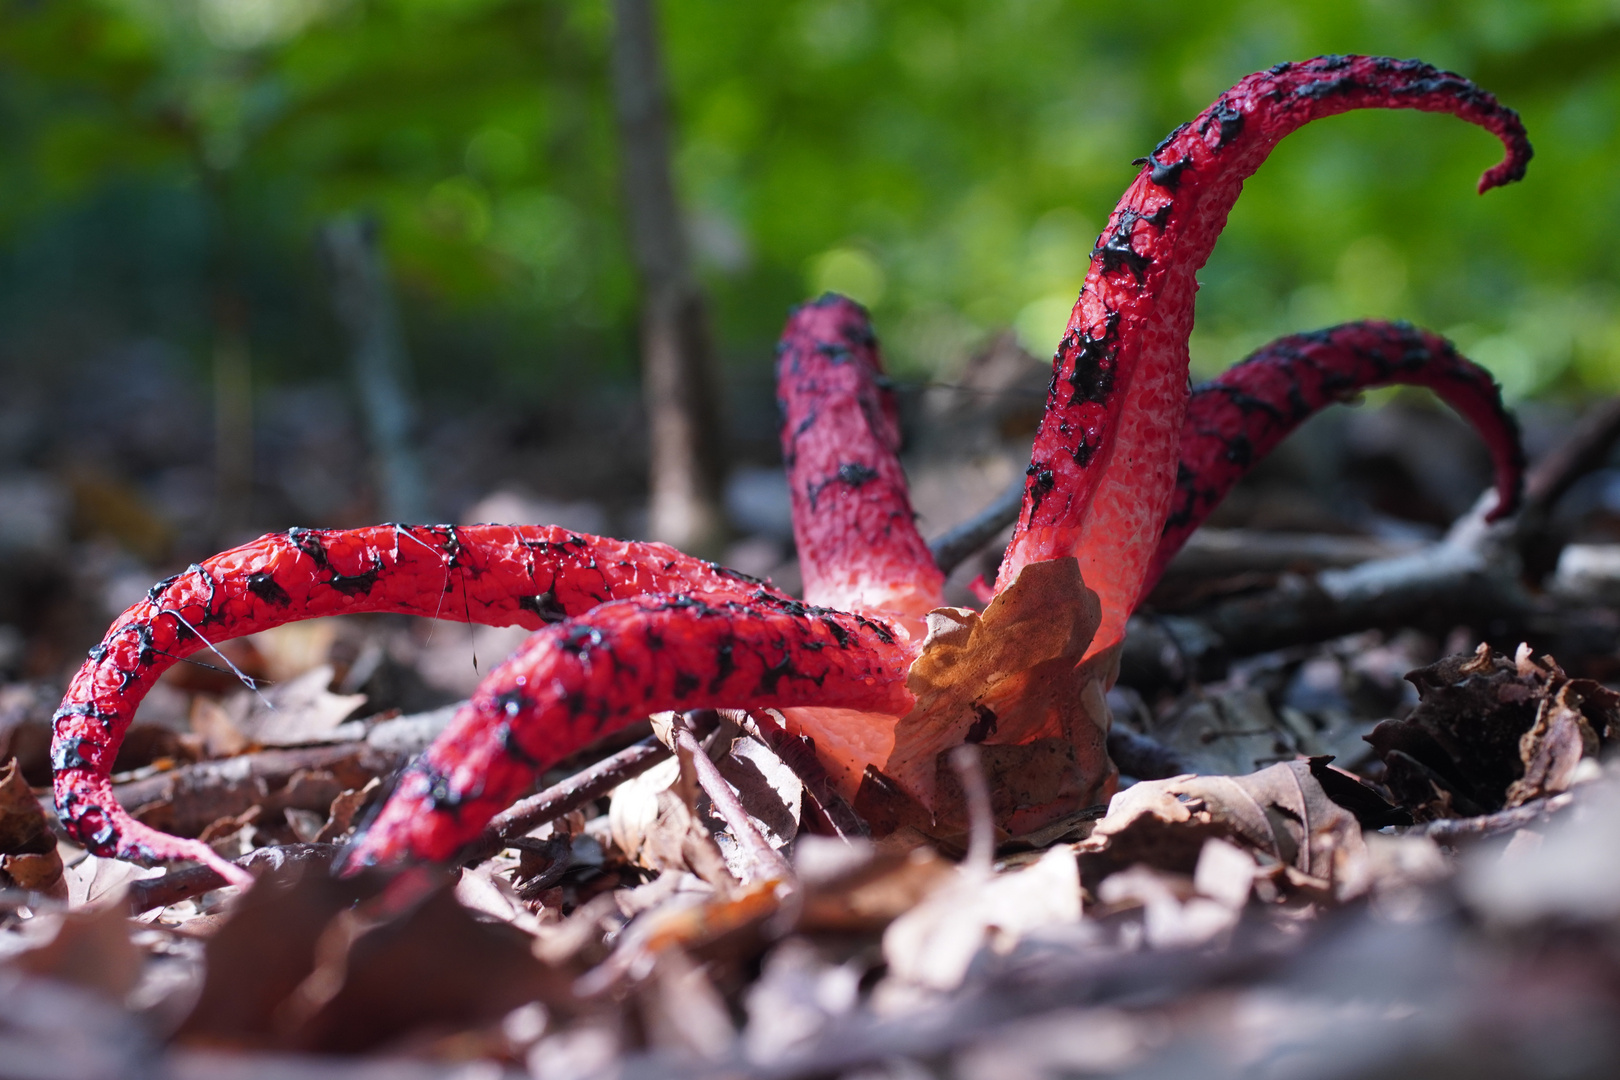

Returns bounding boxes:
[880,558,1116,836]
[1078,760,1368,901]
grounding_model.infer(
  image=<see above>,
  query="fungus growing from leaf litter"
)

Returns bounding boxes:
[52,55,1529,886]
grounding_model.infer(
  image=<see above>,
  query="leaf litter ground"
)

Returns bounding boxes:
[6,609,1620,1078]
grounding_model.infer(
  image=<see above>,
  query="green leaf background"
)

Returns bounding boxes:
[3,0,1616,404]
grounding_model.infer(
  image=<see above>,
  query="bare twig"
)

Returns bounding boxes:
[1122,489,1529,688]
[128,732,674,909]
[1414,791,1575,844]
[127,842,338,913]
[673,711,793,885]
[1153,529,1417,581]
[742,710,868,839]
[949,744,994,875]
[1522,396,1620,513]
[929,478,1024,575]
[460,735,673,865]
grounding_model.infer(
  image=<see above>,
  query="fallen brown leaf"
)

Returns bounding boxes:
[609,755,736,890]
[0,756,64,898]
[887,558,1113,831]
[793,837,954,935]
[175,854,371,1048]
[283,879,572,1054]
[1078,760,1368,901]
[881,845,1082,991]
[1367,643,1618,819]
[228,664,367,747]
[14,898,142,1000]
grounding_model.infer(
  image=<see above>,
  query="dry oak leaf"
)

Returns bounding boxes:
[13,899,143,1001]
[228,663,367,747]
[1078,760,1368,901]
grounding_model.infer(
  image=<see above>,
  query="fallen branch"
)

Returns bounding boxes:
[1122,490,1530,688]
[126,842,338,914]
[1521,396,1620,513]
[1414,791,1575,844]
[128,731,675,910]
[1151,529,1417,582]
[108,706,459,838]
[929,478,1023,576]
[460,734,673,866]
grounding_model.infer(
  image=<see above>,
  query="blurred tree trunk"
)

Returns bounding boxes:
[322,216,430,525]
[211,294,254,540]
[200,148,255,543]
[610,0,727,557]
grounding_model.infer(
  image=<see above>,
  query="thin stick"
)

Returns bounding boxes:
[950,743,994,875]
[459,735,673,865]
[127,736,676,911]
[1522,396,1620,512]
[929,478,1025,575]
[1415,791,1575,844]
[126,842,338,914]
[742,710,869,839]
[673,711,793,885]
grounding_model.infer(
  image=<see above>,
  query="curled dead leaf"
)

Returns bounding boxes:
[609,756,735,890]
[1367,643,1619,820]
[1078,760,1368,901]
[0,756,65,899]
[229,664,367,747]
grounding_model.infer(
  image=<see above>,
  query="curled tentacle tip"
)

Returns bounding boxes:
[1478,148,1533,194]
[1474,109,1533,193]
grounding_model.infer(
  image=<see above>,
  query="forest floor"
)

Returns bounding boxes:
[5,336,1620,1078]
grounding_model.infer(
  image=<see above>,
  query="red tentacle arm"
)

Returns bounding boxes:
[342,592,916,870]
[52,524,777,884]
[776,294,945,619]
[1143,320,1525,595]
[996,55,1532,652]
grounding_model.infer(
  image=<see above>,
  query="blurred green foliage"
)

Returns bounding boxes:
[2,0,1618,403]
